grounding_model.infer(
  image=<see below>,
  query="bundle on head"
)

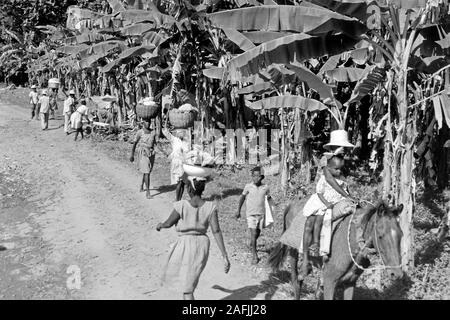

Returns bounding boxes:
[168,104,197,129]
[137,97,160,120]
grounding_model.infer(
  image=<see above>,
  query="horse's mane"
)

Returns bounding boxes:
[359,200,389,230]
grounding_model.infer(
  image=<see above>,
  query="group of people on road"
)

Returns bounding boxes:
[153,127,360,300]
[29,85,91,141]
[28,85,362,300]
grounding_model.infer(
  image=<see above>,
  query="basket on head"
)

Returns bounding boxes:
[137,97,160,120]
[169,108,196,129]
[48,78,60,89]
[183,164,213,178]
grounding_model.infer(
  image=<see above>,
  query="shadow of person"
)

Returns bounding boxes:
[212,276,284,300]
[153,184,177,195]
[206,188,243,202]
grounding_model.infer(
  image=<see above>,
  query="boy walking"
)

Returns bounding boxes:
[236,167,274,264]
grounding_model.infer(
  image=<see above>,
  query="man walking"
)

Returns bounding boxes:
[63,90,76,135]
[38,89,51,130]
[29,85,39,120]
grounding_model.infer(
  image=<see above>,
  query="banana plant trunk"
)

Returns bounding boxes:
[384,29,418,271]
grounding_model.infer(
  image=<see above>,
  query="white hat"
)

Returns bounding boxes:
[324,130,355,150]
[42,89,48,95]
[69,89,75,95]
[31,85,37,89]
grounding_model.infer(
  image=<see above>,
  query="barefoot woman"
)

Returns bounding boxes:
[157,177,230,300]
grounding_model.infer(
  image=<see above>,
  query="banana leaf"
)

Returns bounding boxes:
[107,0,125,13]
[285,64,334,100]
[66,6,105,30]
[120,23,154,36]
[409,56,450,74]
[102,45,156,73]
[318,54,342,75]
[234,0,261,7]
[207,5,367,37]
[325,67,367,82]
[202,67,225,80]
[306,0,369,21]
[249,95,327,112]
[346,65,386,105]
[227,33,361,82]
[242,31,293,44]
[143,32,168,47]
[79,40,126,59]
[222,29,255,51]
[117,9,176,28]
[237,82,274,95]
[57,44,90,55]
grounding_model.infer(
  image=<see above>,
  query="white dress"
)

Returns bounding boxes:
[163,129,190,184]
[70,105,89,129]
[303,175,347,217]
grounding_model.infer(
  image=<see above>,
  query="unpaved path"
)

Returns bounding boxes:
[0,99,270,300]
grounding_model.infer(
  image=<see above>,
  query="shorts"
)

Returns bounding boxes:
[247,215,264,229]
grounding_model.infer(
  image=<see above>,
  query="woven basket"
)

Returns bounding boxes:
[48,78,60,89]
[169,109,196,129]
[136,101,160,120]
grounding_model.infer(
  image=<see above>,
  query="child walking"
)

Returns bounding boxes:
[130,120,157,199]
[70,99,90,141]
[236,167,275,264]
[157,177,230,300]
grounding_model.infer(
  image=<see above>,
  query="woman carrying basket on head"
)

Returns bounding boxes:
[157,175,230,300]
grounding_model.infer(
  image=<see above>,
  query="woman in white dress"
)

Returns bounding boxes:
[70,99,91,141]
[162,128,190,201]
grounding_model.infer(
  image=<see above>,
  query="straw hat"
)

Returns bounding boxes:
[324,130,355,150]
[69,89,76,95]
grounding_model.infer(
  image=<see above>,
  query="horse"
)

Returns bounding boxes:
[268,198,404,300]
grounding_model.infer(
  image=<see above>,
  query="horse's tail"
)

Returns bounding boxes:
[268,203,292,271]
[268,241,289,271]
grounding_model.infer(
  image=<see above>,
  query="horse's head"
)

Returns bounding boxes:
[372,202,404,280]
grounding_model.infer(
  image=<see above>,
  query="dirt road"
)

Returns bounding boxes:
[0,99,272,300]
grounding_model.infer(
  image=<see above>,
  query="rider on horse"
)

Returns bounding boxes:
[301,130,361,276]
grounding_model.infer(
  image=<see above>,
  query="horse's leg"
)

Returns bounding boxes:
[322,264,339,300]
[323,276,338,300]
[342,284,355,300]
[288,248,301,300]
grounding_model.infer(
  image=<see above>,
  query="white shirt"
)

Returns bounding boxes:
[76,104,89,116]
[63,97,75,114]
[38,96,51,113]
[29,91,39,104]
